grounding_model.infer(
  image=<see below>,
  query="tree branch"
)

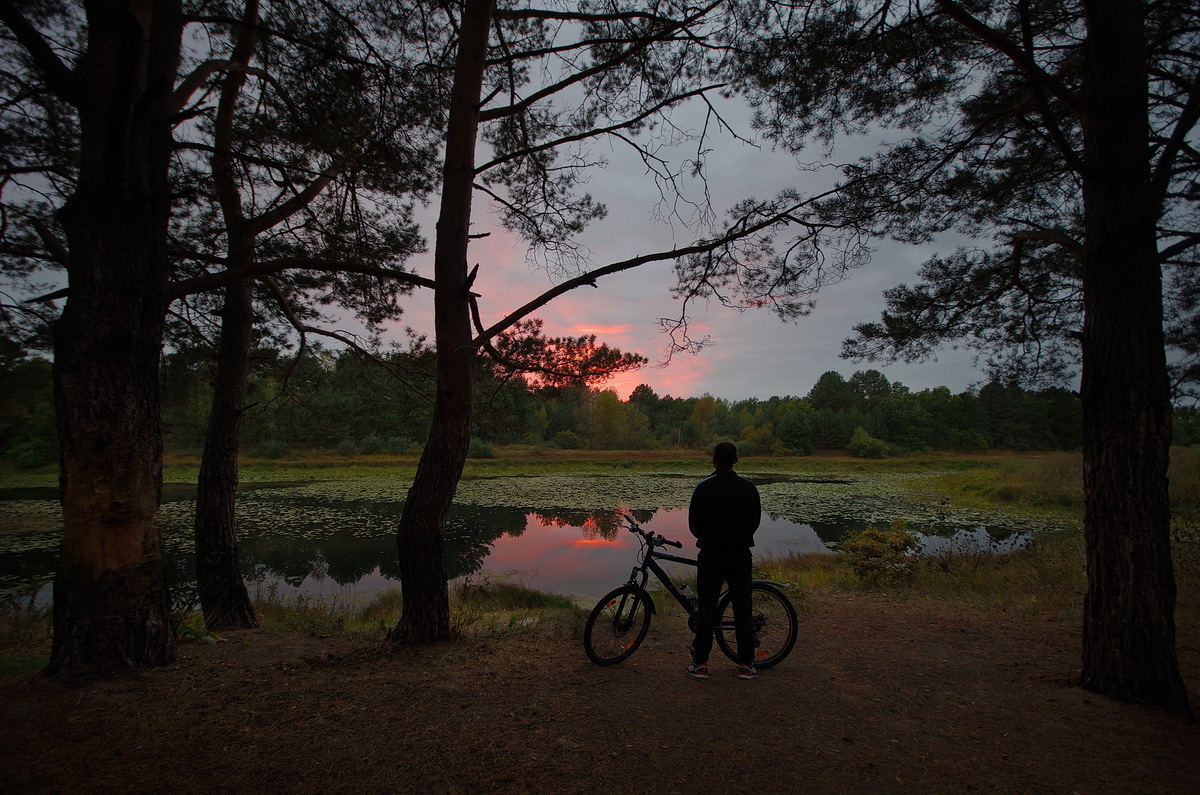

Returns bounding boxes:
[0,1,82,105]
[247,160,347,236]
[936,0,1084,114]
[1011,227,1084,261]
[475,83,724,174]
[170,60,269,116]
[492,8,678,24]
[1152,67,1200,204]
[30,217,68,267]
[169,257,436,299]
[479,1,722,122]
[262,277,433,403]
[471,200,809,346]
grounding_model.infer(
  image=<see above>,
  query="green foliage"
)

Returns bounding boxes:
[839,520,920,585]
[255,439,289,460]
[451,575,578,637]
[0,357,56,469]
[930,454,1083,512]
[775,401,814,454]
[453,576,574,611]
[550,430,585,449]
[1,342,1095,464]
[848,426,889,458]
[6,431,57,469]
[468,437,495,459]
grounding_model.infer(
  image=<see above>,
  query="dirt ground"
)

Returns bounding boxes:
[2,591,1198,793]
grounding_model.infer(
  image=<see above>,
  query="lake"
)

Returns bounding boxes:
[0,471,1051,606]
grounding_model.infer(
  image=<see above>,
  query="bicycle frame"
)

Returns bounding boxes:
[625,546,700,617]
[583,513,799,668]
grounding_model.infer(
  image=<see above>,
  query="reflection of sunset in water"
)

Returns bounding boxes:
[0,482,1032,607]
[478,509,831,599]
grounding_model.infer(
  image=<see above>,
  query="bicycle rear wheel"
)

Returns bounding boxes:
[583,585,653,665]
[714,582,797,669]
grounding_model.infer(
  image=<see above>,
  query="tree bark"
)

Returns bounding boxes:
[194,277,259,630]
[389,0,494,644]
[46,0,182,673]
[1077,0,1191,716]
[192,0,260,631]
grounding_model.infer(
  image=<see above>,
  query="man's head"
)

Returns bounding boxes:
[712,441,738,470]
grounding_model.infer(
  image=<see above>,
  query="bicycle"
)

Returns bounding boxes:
[583,512,798,668]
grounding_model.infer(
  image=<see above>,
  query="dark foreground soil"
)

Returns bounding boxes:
[2,592,1198,793]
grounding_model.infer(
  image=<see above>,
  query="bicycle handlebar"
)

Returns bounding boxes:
[621,512,683,548]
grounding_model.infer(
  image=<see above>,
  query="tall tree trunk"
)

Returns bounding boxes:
[1077,0,1191,716]
[192,0,260,631]
[47,0,182,673]
[194,277,259,630]
[389,0,493,644]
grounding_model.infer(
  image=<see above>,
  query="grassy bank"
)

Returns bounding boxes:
[3,448,1198,677]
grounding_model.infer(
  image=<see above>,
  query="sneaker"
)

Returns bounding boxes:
[687,662,710,680]
[738,664,758,680]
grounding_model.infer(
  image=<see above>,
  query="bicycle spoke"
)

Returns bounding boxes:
[583,586,652,665]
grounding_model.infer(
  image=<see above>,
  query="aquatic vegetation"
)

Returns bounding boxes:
[0,466,1072,602]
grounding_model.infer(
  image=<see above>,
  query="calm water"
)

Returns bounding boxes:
[0,475,1034,606]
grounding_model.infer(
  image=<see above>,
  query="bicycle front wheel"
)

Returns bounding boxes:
[714,582,797,669]
[583,585,653,665]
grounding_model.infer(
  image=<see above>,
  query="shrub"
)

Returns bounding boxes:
[6,437,58,469]
[848,426,889,459]
[839,520,920,585]
[551,430,584,449]
[336,438,358,457]
[468,437,495,458]
[254,439,289,460]
[358,434,384,455]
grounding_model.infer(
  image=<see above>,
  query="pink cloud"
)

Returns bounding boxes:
[387,221,736,400]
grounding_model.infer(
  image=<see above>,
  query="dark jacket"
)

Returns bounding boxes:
[688,468,761,552]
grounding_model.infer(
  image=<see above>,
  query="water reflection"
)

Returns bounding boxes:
[0,481,1031,606]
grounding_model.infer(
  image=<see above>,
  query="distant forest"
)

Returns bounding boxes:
[0,344,1165,467]
[5,346,1200,468]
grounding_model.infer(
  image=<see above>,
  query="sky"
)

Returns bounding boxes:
[385,97,988,403]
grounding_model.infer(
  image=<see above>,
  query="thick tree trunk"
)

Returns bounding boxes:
[47,0,182,673]
[1077,0,1190,716]
[390,0,493,644]
[194,278,259,630]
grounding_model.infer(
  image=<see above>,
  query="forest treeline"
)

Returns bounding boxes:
[0,346,1118,466]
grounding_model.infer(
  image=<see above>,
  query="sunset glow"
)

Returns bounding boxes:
[384,186,984,404]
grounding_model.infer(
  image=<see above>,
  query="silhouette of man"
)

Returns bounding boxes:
[686,441,761,679]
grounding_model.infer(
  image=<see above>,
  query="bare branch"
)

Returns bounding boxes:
[248,160,347,236]
[475,84,725,175]
[472,200,810,346]
[30,217,68,266]
[170,61,269,116]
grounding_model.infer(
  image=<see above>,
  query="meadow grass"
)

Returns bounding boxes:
[914,451,1083,513]
[0,599,53,675]
[173,575,582,648]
